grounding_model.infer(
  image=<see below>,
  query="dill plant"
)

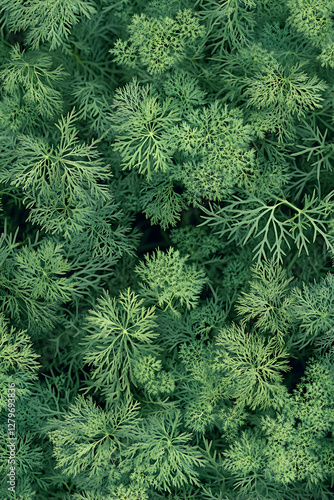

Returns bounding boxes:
[0,0,334,499]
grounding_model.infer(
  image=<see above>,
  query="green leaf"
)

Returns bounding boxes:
[135,247,207,312]
[81,288,159,400]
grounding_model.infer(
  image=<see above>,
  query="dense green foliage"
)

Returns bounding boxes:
[0,0,334,499]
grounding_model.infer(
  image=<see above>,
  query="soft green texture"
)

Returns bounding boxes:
[0,0,334,499]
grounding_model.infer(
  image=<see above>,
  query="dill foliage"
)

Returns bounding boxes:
[0,0,334,499]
